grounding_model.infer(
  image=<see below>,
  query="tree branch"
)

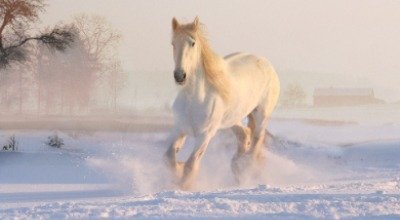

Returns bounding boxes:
[0,26,75,67]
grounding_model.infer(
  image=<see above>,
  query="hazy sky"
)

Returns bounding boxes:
[41,0,400,105]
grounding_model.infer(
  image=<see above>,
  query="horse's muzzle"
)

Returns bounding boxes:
[174,70,186,85]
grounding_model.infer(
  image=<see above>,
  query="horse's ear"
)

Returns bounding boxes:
[172,17,179,31]
[193,16,200,30]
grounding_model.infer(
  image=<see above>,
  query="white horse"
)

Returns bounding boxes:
[165,17,280,189]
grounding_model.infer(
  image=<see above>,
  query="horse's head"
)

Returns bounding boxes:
[171,17,201,85]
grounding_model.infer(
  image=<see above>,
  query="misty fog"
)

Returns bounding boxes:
[1,0,399,125]
[42,0,400,107]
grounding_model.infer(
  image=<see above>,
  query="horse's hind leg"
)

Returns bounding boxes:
[230,122,252,182]
[164,130,187,178]
[250,81,279,160]
[247,109,269,165]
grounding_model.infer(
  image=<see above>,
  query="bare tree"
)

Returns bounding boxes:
[281,83,307,107]
[73,14,124,112]
[0,0,74,67]
[73,14,121,74]
[107,59,126,113]
[34,27,97,115]
[0,12,123,115]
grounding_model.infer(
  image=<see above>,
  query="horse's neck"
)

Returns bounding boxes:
[183,41,230,104]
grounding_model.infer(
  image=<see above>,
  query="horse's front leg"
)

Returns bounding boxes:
[180,133,214,190]
[164,129,187,178]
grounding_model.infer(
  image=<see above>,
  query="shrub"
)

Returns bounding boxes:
[46,134,64,148]
[2,135,18,151]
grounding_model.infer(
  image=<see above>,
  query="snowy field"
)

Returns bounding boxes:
[1,108,400,219]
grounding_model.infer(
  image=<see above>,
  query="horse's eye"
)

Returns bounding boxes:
[190,41,195,47]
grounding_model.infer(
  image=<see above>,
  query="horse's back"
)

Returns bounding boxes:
[224,52,258,66]
[224,52,274,75]
[224,52,277,86]
[224,52,245,60]
[223,52,280,120]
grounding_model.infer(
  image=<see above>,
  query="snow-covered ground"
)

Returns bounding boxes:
[0,111,400,219]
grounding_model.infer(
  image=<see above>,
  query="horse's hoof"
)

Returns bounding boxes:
[231,154,251,183]
[180,182,192,191]
[163,151,176,167]
[175,162,184,179]
[179,176,194,191]
[231,151,267,185]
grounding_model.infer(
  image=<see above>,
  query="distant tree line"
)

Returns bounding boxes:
[280,83,307,108]
[0,1,126,115]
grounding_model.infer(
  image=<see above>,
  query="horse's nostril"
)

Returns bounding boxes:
[174,70,186,83]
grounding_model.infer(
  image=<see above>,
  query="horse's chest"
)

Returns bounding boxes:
[173,95,222,136]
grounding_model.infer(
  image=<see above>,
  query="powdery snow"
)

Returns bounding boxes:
[0,118,399,219]
[2,184,400,219]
